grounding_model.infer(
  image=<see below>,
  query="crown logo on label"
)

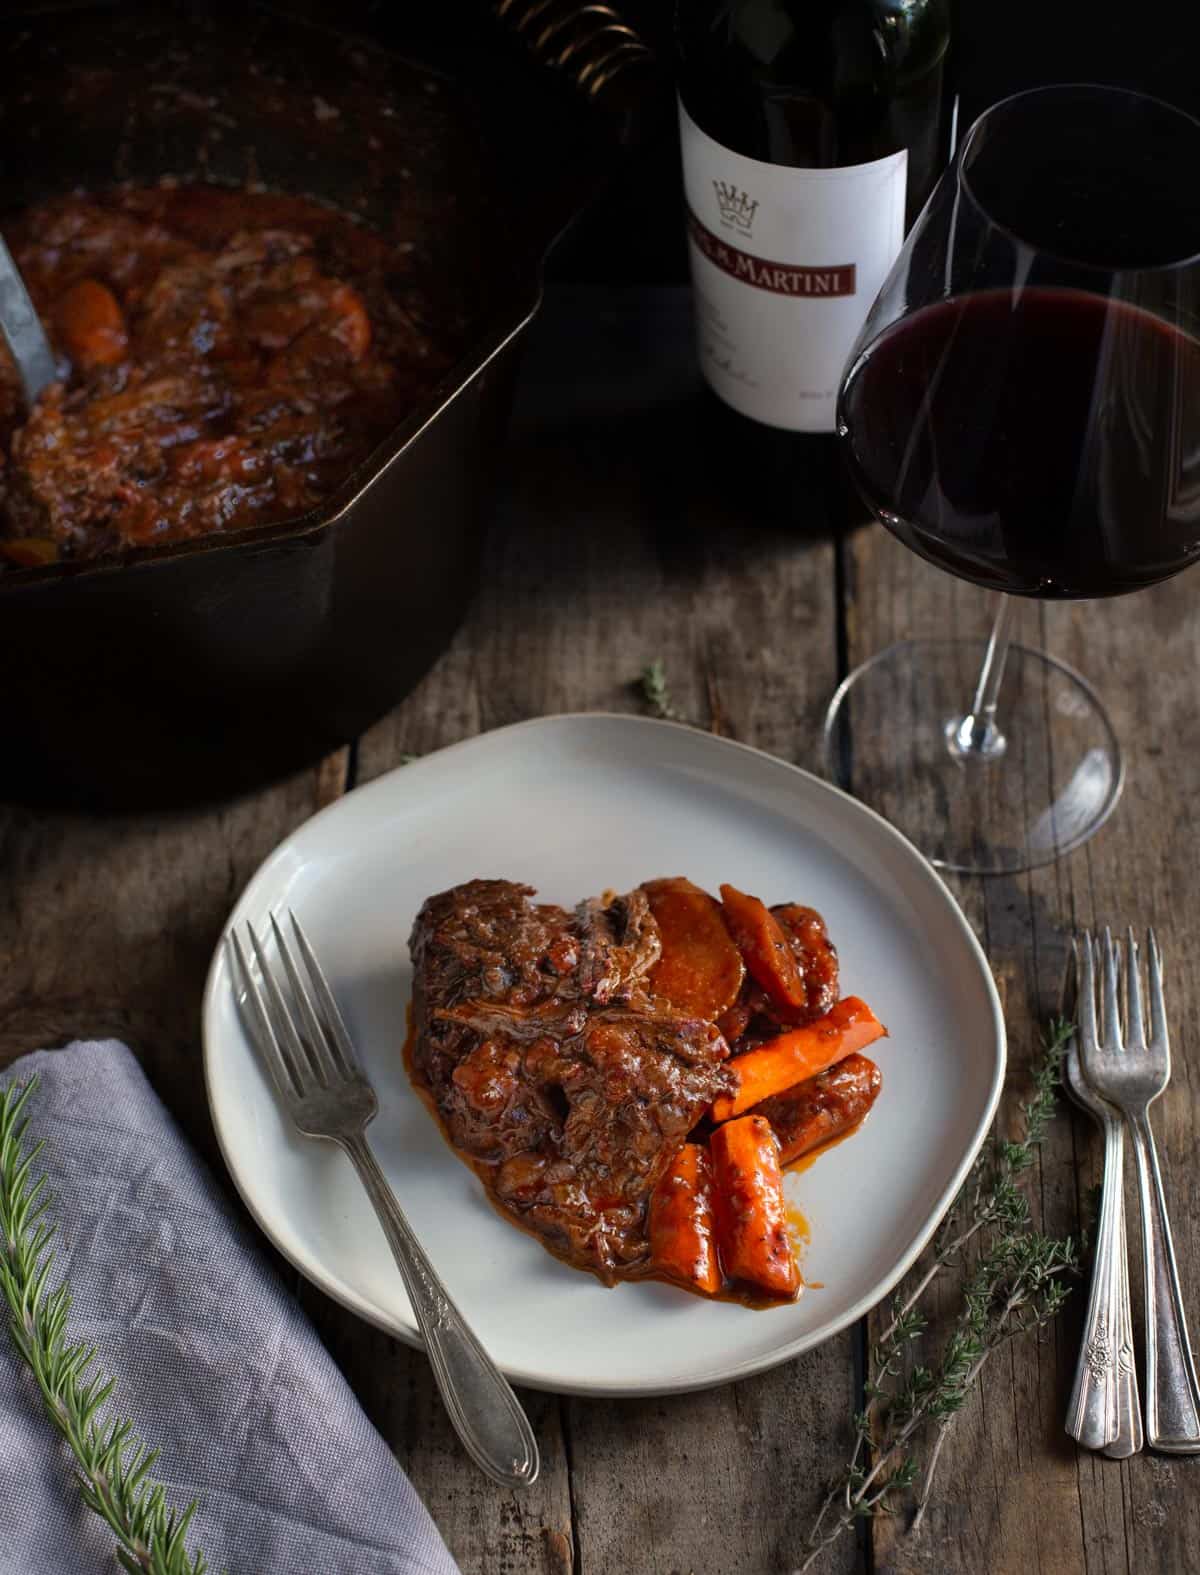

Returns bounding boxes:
[713,180,758,233]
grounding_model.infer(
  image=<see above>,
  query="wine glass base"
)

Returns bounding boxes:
[823,640,1124,875]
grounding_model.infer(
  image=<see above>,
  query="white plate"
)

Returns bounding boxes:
[203,714,1004,1396]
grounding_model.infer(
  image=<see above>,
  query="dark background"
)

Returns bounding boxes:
[283,0,1200,285]
[3,0,1197,554]
[536,0,1200,286]
[6,0,1199,285]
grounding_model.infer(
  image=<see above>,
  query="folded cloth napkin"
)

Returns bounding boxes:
[0,1041,460,1575]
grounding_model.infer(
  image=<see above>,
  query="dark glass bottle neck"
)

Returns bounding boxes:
[677,0,950,179]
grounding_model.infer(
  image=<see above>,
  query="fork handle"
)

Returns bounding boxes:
[1102,1151,1143,1458]
[341,1134,541,1487]
[1129,1111,1200,1452]
[1066,1115,1124,1449]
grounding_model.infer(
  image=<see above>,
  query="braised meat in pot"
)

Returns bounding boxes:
[0,185,459,565]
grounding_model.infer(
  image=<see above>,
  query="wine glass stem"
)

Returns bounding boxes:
[945,594,1015,762]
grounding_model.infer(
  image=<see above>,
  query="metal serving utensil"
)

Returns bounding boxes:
[0,234,56,405]
[1064,938,1141,1456]
[227,910,540,1489]
[1077,927,1200,1453]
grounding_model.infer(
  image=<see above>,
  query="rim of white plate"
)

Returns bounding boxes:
[202,712,1007,1395]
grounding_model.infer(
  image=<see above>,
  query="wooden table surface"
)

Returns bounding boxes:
[3,284,1198,1575]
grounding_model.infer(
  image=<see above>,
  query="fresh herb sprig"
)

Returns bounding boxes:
[633,660,1079,1559]
[802,1019,1078,1567]
[638,659,685,722]
[0,1077,212,1575]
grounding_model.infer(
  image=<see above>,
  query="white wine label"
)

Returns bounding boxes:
[679,101,907,432]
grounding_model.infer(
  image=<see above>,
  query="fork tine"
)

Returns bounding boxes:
[1100,926,1123,1050]
[1125,926,1148,1051]
[270,912,339,1087]
[287,910,360,1076]
[227,930,303,1099]
[1147,928,1170,1059]
[246,919,319,1088]
[1077,929,1099,1055]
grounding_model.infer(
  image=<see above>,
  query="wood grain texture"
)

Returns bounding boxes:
[844,527,1200,1575]
[341,289,856,1575]
[2,283,1196,1575]
[0,760,344,1161]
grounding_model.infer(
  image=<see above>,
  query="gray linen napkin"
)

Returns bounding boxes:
[0,1041,459,1575]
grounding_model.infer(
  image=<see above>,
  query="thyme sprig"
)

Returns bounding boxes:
[0,1077,212,1575]
[638,659,684,722]
[802,1018,1078,1568]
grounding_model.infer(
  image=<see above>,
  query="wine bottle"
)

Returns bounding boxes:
[675,0,951,446]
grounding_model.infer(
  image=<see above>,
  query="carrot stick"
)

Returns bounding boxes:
[711,997,887,1122]
[644,876,745,1020]
[710,1115,799,1299]
[53,278,128,369]
[756,1053,882,1166]
[719,884,807,1010]
[648,1142,721,1295]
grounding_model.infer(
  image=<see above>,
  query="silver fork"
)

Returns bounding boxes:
[1064,939,1141,1456]
[227,911,540,1488]
[1077,927,1200,1453]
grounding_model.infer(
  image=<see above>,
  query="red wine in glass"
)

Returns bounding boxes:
[825,84,1200,873]
[841,288,1200,598]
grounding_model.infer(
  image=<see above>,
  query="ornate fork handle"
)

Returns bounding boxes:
[1129,1111,1200,1452]
[1104,1169,1142,1459]
[1066,1112,1125,1449]
[341,1133,540,1487]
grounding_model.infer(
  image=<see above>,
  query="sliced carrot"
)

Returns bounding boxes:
[719,883,807,1011]
[53,278,128,369]
[711,996,887,1122]
[755,1053,882,1166]
[771,902,838,1021]
[710,1115,799,1299]
[327,281,371,360]
[648,1142,720,1295]
[0,537,59,567]
[644,876,745,1021]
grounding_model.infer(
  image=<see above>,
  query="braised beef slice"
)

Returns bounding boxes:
[409,879,733,1283]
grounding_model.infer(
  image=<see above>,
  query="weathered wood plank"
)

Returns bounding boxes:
[844,526,1200,1575]
[562,1358,861,1575]
[19,274,1200,1575]
[0,756,347,1159]
[293,1303,576,1575]
[346,287,854,1575]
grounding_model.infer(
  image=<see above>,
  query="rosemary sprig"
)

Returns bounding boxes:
[802,1018,1078,1568]
[0,1077,212,1575]
[638,659,684,722]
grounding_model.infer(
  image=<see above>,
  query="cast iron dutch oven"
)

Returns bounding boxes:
[0,0,657,809]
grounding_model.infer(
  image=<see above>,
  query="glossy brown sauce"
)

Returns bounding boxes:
[402,1005,840,1309]
[784,1114,871,1176]
[784,1200,811,1257]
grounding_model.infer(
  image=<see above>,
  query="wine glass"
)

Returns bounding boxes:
[823,84,1200,874]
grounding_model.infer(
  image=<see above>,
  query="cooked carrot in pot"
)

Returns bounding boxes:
[53,278,128,369]
[648,1142,720,1295]
[711,996,886,1122]
[710,1115,799,1299]
[644,876,746,1021]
